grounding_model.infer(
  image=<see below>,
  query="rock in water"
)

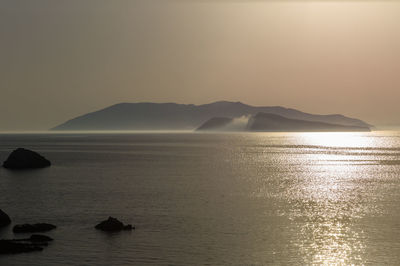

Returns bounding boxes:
[0,240,43,254]
[95,217,134,232]
[13,223,56,233]
[29,234,54,242]
[0,235,53,254]
[3,148,51,169]
[0,209,11,227]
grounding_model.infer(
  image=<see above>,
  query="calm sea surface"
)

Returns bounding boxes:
[1,132,400,265]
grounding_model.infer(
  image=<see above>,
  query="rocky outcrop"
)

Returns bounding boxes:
[95,217,134,232]
[0,209,11,227]
[3,148,51,169]
[13,223,56,233]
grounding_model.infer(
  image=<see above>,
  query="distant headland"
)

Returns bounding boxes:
[196,113,370,132]
[52,101,372,132]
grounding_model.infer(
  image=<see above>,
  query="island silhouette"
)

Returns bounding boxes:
[52,101,372,132]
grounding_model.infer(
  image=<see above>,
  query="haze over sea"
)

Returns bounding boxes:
[1,131,400,265]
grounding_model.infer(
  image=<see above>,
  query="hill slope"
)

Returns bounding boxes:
[247,113,371,132]
[196,117,234,131]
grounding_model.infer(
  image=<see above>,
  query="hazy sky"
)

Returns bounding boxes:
[1,0,400,130]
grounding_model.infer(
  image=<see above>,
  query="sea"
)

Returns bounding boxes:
[1,131,400,265]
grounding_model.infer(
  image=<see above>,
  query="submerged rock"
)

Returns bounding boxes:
[0,209,11,227]
[0,240,43,254]
[0,234,53,254]
[13,223,56,233]
[29,234,53,242]
[3,148,51,170]
[95,217,134,232]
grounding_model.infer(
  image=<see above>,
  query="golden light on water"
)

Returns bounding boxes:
[3,132,400,264]
[279,132,383,264]
[297,132,376,148]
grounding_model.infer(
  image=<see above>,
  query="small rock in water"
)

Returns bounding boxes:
[3,148,51,169]
[95,217,134,232]
[13,223,57,233]
[0,209,11,227]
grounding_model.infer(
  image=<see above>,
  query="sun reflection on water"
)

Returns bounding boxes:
[283,132,379,264]
[296,132,376,148]
[225,131,400,264]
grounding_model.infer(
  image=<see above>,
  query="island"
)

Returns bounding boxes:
[51,101,372,132]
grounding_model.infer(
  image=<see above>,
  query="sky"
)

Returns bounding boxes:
[1,0,400,130]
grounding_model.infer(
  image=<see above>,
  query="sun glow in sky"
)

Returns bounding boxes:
[1,0,400,130]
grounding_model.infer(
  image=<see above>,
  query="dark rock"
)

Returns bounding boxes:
[0,209,11,227]
[0,240,43,254]
[13,223,56,233]
[3,148,51,170]
[0,234,54,254]
[29,234,53,242]
[95,217,134,232]
[8,235,52,245]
